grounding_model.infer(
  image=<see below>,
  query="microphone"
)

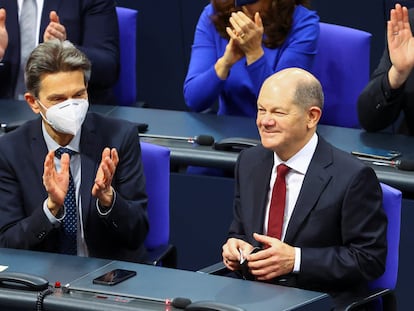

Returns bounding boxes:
[140,133,215,146]
[358,157,414,171]
[395,159,414,171]
[62,283,192,309]
[168,297,192,309]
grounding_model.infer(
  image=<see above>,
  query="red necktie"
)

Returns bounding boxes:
[267,164,290,239]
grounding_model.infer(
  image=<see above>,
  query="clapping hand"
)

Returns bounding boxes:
[92,147,119,207]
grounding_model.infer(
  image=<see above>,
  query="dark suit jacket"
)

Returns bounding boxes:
[229,136,387,309]
[357,8,414,135]
[0,113,149,263]
[0,0,119,105]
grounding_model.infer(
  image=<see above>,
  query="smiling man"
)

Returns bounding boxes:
[221,67,388,310]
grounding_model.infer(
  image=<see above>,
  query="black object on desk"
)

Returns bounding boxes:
[0,272,49,291]
[213,137,260,152]
[0,248,330,311]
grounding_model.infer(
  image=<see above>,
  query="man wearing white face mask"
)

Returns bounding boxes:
[0,39,149,263]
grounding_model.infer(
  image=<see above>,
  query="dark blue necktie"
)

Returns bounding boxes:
[55,147,77,255]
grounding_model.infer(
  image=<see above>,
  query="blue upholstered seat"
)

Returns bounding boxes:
[345,182,401,310]
[140,141,176,267]
[312,22,372,128]
[114,7,138,106]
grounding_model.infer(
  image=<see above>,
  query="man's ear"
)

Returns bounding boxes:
[307,106,322,129]
[25,92,41,114]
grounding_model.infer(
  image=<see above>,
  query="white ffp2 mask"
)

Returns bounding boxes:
[38,98,89,135]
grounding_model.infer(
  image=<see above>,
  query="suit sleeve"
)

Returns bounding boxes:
[228,150,247,240]
[76,0,119,89]
[0,136,56,250]
[298,166,387,288]
[357,8,414,132]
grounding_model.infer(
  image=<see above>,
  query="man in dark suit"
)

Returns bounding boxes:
[222,68,387,310]
[0,39,148,263]
[358,3,414,135]
[0,0,119,105]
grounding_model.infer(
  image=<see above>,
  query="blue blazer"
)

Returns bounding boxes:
[0,113,149,263]
[0,0,119,105]
[229,136,387,308]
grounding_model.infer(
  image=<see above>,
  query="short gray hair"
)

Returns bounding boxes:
[293,77,324,111]
[25,40,91,97]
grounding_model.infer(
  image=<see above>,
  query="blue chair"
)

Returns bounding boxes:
[345,182,402,311]
[312,22,372,128]
[114,7,138,106]
[140,141,177,267]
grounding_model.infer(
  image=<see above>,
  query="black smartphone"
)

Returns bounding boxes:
[92,269,136,286]
[240,247,262,281]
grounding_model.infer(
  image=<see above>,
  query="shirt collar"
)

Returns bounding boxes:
[42,121,81,153]
[273,133,318,175]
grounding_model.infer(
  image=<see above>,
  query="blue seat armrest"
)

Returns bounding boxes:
[144,244,177,268]
[344,288,397,311]
[197,262,229,276]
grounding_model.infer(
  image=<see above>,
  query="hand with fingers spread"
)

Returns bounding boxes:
[43,11,67,42]
[358,3,414,135]
[43,150,70,216]
[92,147,119,207]
[0,8,7,60]
[388,4,414,89]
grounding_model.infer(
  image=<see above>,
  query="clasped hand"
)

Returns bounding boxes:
[224,11,264,66]
[43,147,119,215]
[222,233,295,281]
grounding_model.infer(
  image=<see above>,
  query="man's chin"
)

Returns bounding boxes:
[260,138,278,150]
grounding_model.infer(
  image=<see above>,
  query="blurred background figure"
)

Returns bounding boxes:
[358,3,414,135]
[183,0,319,117]
[0,0,119,105]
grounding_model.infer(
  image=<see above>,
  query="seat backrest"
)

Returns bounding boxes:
[114,7,138,106]
[370,183,402,290]
[139,141,171,250]
[312,22,371,128]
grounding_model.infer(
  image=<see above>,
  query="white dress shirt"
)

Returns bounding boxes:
[264,133,318,272]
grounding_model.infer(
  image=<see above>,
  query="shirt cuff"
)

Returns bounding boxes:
[293,247,301,273]
[43,199,63,227]
[96,187,116,216]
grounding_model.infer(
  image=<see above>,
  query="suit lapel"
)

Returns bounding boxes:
[79,115,101,227]
[250,148,274,235]
[284,138,333,243]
